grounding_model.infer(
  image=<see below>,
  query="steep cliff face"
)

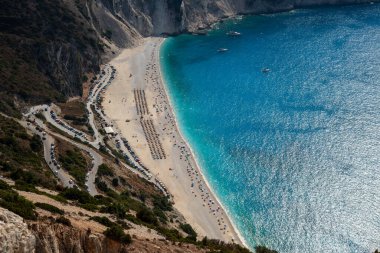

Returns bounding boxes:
[0,209,209,253]
[30,222,121,253]
[1,0,376,116]
[93,0,376,37]
[0,207,36,253]
[0,0,103,115]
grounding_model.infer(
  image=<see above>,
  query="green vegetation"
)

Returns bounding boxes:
[104,225,132,244]
[0,116,252,252]
[95,177,109,193]
[54,182,252,252]
[255,246,278,253]
[180,223,197,241]
[101,202,128,219]
[0,115,56,189]
[58,147,87,187]
[0,180,11,190]
[35,202,64,215]
[98,143,108,154]
[153,195,173,211]
[35,112,46,122]
[56,216,71,226]
[0,0,101,116]
[97,164,114,177]
[90,216,116,227]
[63,115,87,126]
[59,187,96,205]
[136,206,158,225]
[200,237,251,253]
[103,30,112,40]
[0,179,36,220]
[30,134,43,152]
[112,178,119,187]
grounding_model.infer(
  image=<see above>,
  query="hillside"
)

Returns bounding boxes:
[1,0,377,117]
[0,0,103,117]
[0,1,378,253]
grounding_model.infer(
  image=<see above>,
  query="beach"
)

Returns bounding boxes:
[102,37,243,244]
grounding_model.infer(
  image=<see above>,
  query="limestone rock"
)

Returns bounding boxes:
[0,207,36,253]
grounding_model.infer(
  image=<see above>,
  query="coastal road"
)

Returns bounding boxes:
[48,131,102,196]
[22,111,102,195]
[19,118,75,188]
[24,64,167,197]
[86,64,113,147]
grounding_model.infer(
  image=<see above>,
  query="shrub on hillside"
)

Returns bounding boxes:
[90,216,115,227]
[152,195,172,211]
[180,223,197,240]
[100,202,127,219]
[255,246,278,253]
[56,216,71,226]
[136,207,158,225]
[0,179,11,190]
[30,134,43,152]
[35,202,64,215]
[97,164,114,177]
[59,187,96,205]
[0,187,36,220]
[104,225,132,244]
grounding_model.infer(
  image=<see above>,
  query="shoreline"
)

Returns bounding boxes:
[102,37,244,246]
[157,39,248,248]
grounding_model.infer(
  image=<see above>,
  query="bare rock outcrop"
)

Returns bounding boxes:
[0,207,36,253]
[28,220,206,253]
[92,0,377,38]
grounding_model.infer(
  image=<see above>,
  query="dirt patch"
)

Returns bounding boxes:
[58,99,87,118]
[57,100,92,134]
[82,73,96,100]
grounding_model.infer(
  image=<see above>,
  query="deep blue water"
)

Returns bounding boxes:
[160,4,380,253]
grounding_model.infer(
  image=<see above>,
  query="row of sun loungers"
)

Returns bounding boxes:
[140,119,166,160]
[134,89,149,115]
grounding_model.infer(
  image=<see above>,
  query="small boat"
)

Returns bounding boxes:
[226,31,241,36]
[261,68,271,73]
[217,48,229,53]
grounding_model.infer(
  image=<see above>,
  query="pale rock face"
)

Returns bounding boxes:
[0,207,36,253]
[92,0,375,38]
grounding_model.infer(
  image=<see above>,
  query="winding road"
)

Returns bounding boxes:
[22,64,169,197]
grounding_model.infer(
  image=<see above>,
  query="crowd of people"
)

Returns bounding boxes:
[90,64,170,197]
[142,40,232,235]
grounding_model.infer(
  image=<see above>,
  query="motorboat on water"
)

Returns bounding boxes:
[217,48,229,52]
[261,68,271,73]
[226,31,241,36]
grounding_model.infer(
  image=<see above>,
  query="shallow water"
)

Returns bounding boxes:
[160,4,380,252]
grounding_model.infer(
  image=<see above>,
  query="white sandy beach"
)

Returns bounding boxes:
[102,37,243,244]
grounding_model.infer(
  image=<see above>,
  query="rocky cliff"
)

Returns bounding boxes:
[0,207,209,253]
[91,0,377,39]
[0,0,103,116]
[0,0,376,116]
[0,207,36,253]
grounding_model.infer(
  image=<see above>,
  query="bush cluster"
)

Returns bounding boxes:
[35,202,64,215]
[56,216,71,226]
[59,148,87,186]
[104,225,132,244]
[97,164,114,177]
[0,180,36,220]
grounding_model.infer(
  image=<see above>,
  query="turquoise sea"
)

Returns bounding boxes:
[160,4,380,253]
